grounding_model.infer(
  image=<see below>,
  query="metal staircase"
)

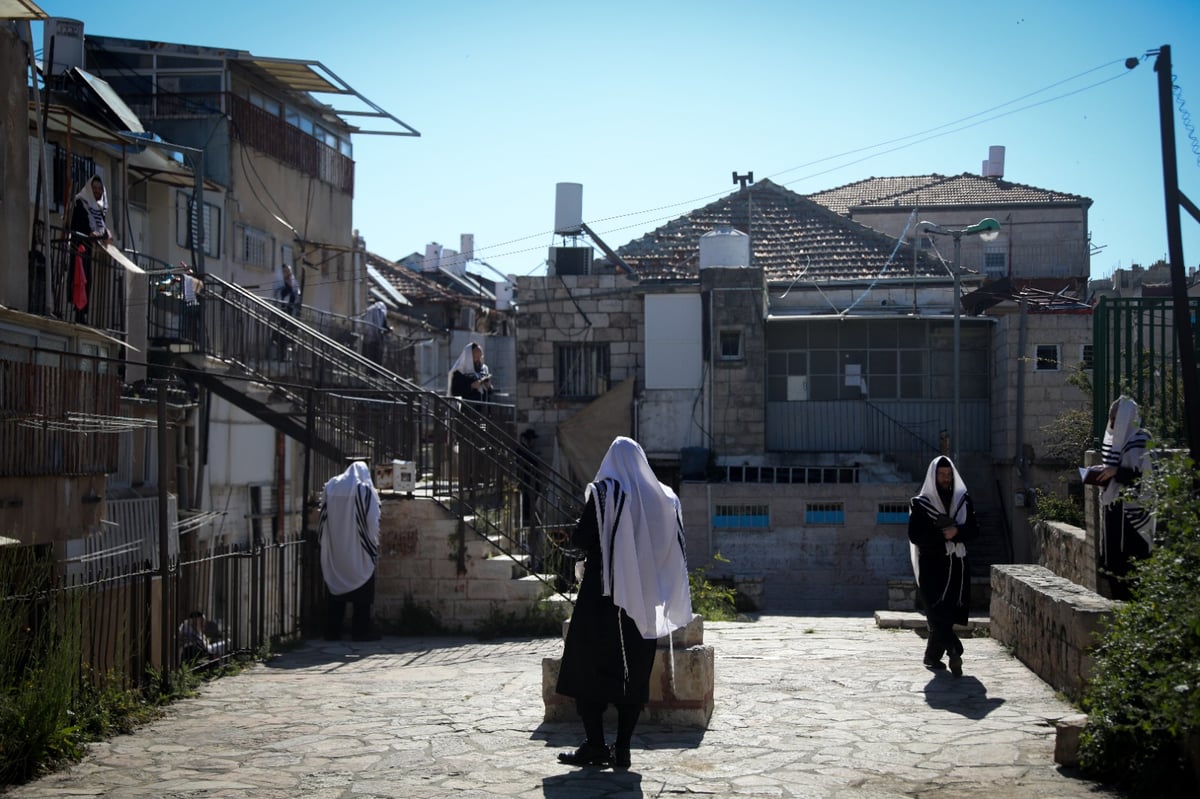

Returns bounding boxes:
[145,270,583,601]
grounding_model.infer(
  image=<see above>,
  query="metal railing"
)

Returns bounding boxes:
[153,272,583,597]
[26,226,131,338]
[1093,296,1200,447]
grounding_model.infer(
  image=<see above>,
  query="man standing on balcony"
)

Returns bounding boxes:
[319,460,382,641]
[69,175,112,324]
[448,342,493,405]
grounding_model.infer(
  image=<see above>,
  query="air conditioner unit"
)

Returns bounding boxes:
[549,246,592,276]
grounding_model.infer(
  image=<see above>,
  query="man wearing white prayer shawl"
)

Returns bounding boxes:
[319,461,382,641]
[555,436,692,770]
[1098,396,1155,600]
[908,456,978,676]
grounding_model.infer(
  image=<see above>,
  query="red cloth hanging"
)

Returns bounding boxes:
[72,244,88,311]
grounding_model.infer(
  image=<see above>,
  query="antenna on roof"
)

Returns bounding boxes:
[732,171,754,190]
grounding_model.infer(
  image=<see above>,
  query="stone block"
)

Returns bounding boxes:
[1054,714,1088,767]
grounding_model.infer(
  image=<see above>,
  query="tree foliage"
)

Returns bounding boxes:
[1080,453,1200,796]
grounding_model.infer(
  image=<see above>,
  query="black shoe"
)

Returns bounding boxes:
[558,742,610,767]
[924,657,947,671]
[948,654,963,677]
[610,744,631,769]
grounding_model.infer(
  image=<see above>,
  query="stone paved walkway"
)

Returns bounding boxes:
[2,615,1123,798]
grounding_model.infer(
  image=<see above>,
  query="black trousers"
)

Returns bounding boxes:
[324,574,375,639]
[925,614,963,662]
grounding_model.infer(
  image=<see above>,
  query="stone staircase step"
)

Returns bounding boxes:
[873,609,990,634]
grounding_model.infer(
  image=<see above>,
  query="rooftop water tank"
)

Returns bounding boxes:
[699,227,750,269]
[554,182,583,236]
[43,18,85,77]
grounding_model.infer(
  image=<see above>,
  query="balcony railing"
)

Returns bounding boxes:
[0,345,121,477]
[27,227,131,338]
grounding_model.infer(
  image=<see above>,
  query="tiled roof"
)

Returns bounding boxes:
[614,179,946,283]
[365,252,462,305]
[809,173,1091,214]
[807,176,944,216]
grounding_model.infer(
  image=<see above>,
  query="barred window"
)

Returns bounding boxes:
[1035,344,1060,371]
[176,191,220,257]
[719,328,744,360]
[556,343,609,399]
[237,224,273,269]
[712,503,769,530]
[805,502,844,525]
[877,502,909,524]
[1080,344,1094,371]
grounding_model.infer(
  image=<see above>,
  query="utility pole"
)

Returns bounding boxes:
[1153,45,1200,466]
[156,382,172,683]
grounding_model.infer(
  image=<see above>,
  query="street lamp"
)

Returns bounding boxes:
[919,218,1001,462]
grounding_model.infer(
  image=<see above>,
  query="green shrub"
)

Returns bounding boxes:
[1080,452,1200,796]
[475,602,565,640]
[1030,488,1085,528]
[689,553,737,622]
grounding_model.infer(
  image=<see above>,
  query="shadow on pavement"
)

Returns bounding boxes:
[923,673,1006,719]
[543,769,644,797]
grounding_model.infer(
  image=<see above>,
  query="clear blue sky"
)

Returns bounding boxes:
[34,0,1200,280]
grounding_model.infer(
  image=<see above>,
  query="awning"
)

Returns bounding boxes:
[0,0,47,19]
[234,54,419,137]
[102,241,146,276]
[556,377,635,484]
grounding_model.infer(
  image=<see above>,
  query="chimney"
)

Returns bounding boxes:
[422,242,443,273]
[982,145,1006,178]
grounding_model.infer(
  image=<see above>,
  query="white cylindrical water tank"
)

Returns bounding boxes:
[423,242,443,273]
[554,182,583,235]
[43,18,85,77]
[699,227,750,269]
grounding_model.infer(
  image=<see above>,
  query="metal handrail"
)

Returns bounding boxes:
[156,272,583,601]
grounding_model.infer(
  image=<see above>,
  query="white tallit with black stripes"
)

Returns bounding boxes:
[1100,396,1155,547]
[74,177,109,237]
[586,437,692,640]
[319,461,381,595]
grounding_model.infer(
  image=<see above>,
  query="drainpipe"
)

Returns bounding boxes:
[1015,299,1031,507]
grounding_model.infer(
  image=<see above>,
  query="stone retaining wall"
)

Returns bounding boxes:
[370,495,553,631]
[542,614,715,728]
[990,564,1114,702]
[1032,519,1095,591]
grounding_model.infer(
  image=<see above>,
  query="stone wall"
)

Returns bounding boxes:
[990,564,1113,702]
[679,481,916,612]
[372,495,552,631]
[1032,519,1095,591]
[542,614,714,728]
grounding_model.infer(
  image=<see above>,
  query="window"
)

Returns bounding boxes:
[767,319,988,402]
[176,191,220,257]
[983,248,1007,279]
[1080,344,1094,371]
[805,502,844,525]
[237,224,273,269]
[712,503,770,529]
[877,502,910,524]
[1035,344,1060,371]
[719,328,743,360]
[556,343,609,399]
